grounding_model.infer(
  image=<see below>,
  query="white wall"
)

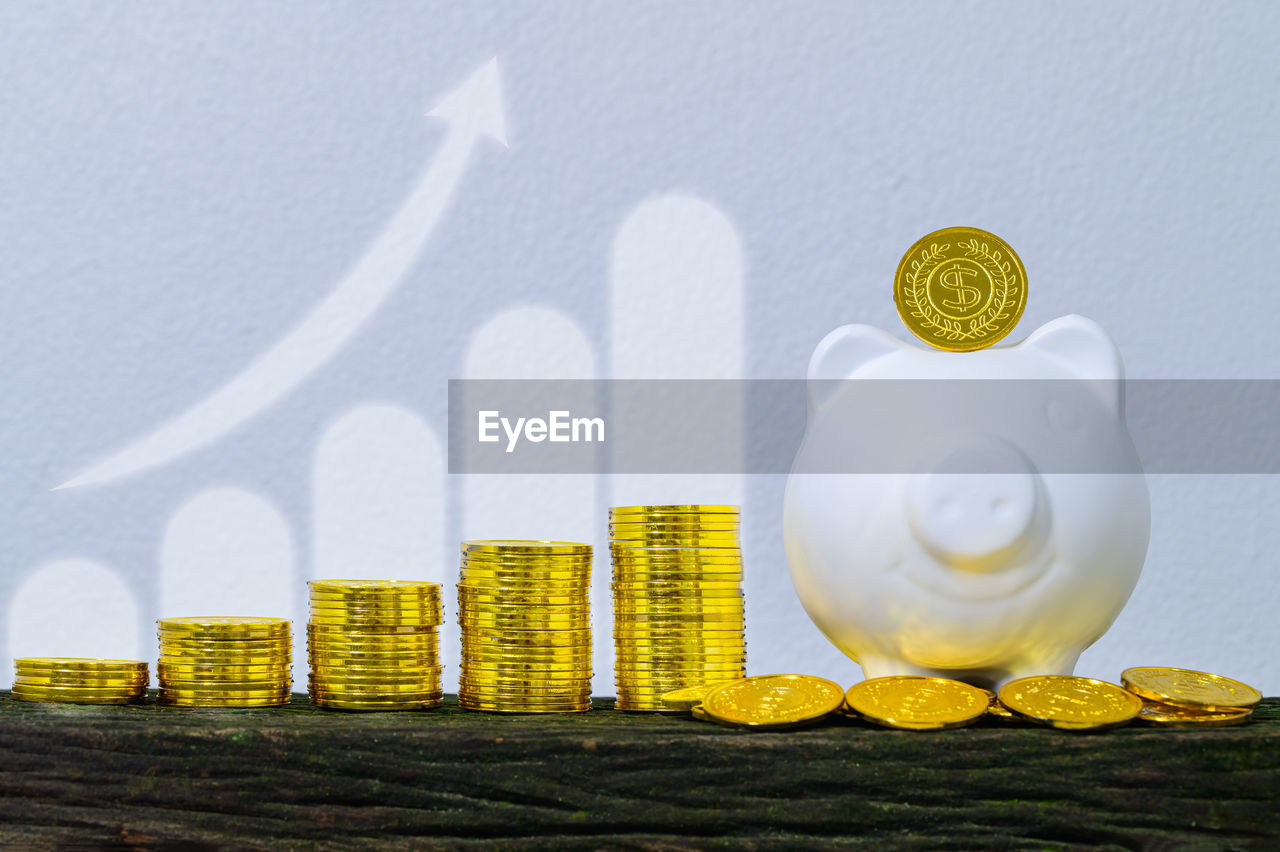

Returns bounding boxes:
[2,2,1277,693]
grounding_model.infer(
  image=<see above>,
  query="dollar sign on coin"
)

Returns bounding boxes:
[894,226,1027,352]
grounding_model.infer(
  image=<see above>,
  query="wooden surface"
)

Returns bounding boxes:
[0,692,1276,850]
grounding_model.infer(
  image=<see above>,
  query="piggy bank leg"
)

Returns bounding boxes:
[995,650,1082,689]
[856,650,1083,690]
[856,655,950,682]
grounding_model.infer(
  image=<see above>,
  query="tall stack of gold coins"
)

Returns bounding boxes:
[307,580,444,710]
[457,541,593,713]
[156,617,292,708]
[610,505,747,711]
[12,658,149,705]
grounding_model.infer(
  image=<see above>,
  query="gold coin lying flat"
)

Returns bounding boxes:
[458,695,592,710]
[661,680,742,711]
[157,616,291,640]
[462,540,592,556]
[15,671,148,688]
[157,694,289,708]
[618,678,746,694]
[11,689,144,705]
[1137,700,1252,727]
[1121,666,1261,711]
[999,675,1141,731]
[610,520,740,535]
[977,688,1021,722]
[311,696,443,711]
[845,676,988,731]
[308,579,440,595]
[618,680,746,697]
[609,504,739,516]
[14,657,148,674]
[11,683,146,699]
[894,226,1027,352]
[701,674,844,729]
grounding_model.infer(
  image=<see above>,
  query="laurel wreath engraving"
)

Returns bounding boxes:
[903,238,1021,342]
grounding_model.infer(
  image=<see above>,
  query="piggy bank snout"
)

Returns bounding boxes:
[906,439,1043,572]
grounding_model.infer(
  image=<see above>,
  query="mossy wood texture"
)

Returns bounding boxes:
[0,694,1276,850]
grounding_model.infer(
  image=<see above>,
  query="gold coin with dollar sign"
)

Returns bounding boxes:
[845,676,989,730]
[894,226,1027,352]
[1120,666,1261,712]
[701,674,845,729]
[999,675,1142,730]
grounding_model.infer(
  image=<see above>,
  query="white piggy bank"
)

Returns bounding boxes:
[783,315,1149,689]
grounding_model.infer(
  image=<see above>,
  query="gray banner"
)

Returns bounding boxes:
[447,380,1280,474]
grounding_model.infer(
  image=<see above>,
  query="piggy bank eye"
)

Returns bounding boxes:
[1046,399,1082,432]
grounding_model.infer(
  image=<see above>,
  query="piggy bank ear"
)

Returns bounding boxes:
[807,324,906,406]
[1022,314,1124,412]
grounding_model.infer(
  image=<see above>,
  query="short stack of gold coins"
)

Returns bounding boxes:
[610,505,747,711]
[156,617,291,708]
[457,541,593,713]
[12,658,149,705]
[307,580,444,710]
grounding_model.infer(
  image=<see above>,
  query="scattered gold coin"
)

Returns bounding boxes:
[701,674,844,729]
[1137,700,1252,728]
[662,680,741,711]
[980,687,1020,722]
[1121,667,1261,712]
[845,676,989,731]
[999,675,1141,731]
[894,226,1027,352]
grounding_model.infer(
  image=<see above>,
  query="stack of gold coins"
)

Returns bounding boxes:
[156,617,291,708]
[610,505,747,711]
[12,658,149,705]
[307,580,444,711]
[457,541,593,713]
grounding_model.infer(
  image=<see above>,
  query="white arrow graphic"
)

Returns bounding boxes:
[57,58,507,490]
